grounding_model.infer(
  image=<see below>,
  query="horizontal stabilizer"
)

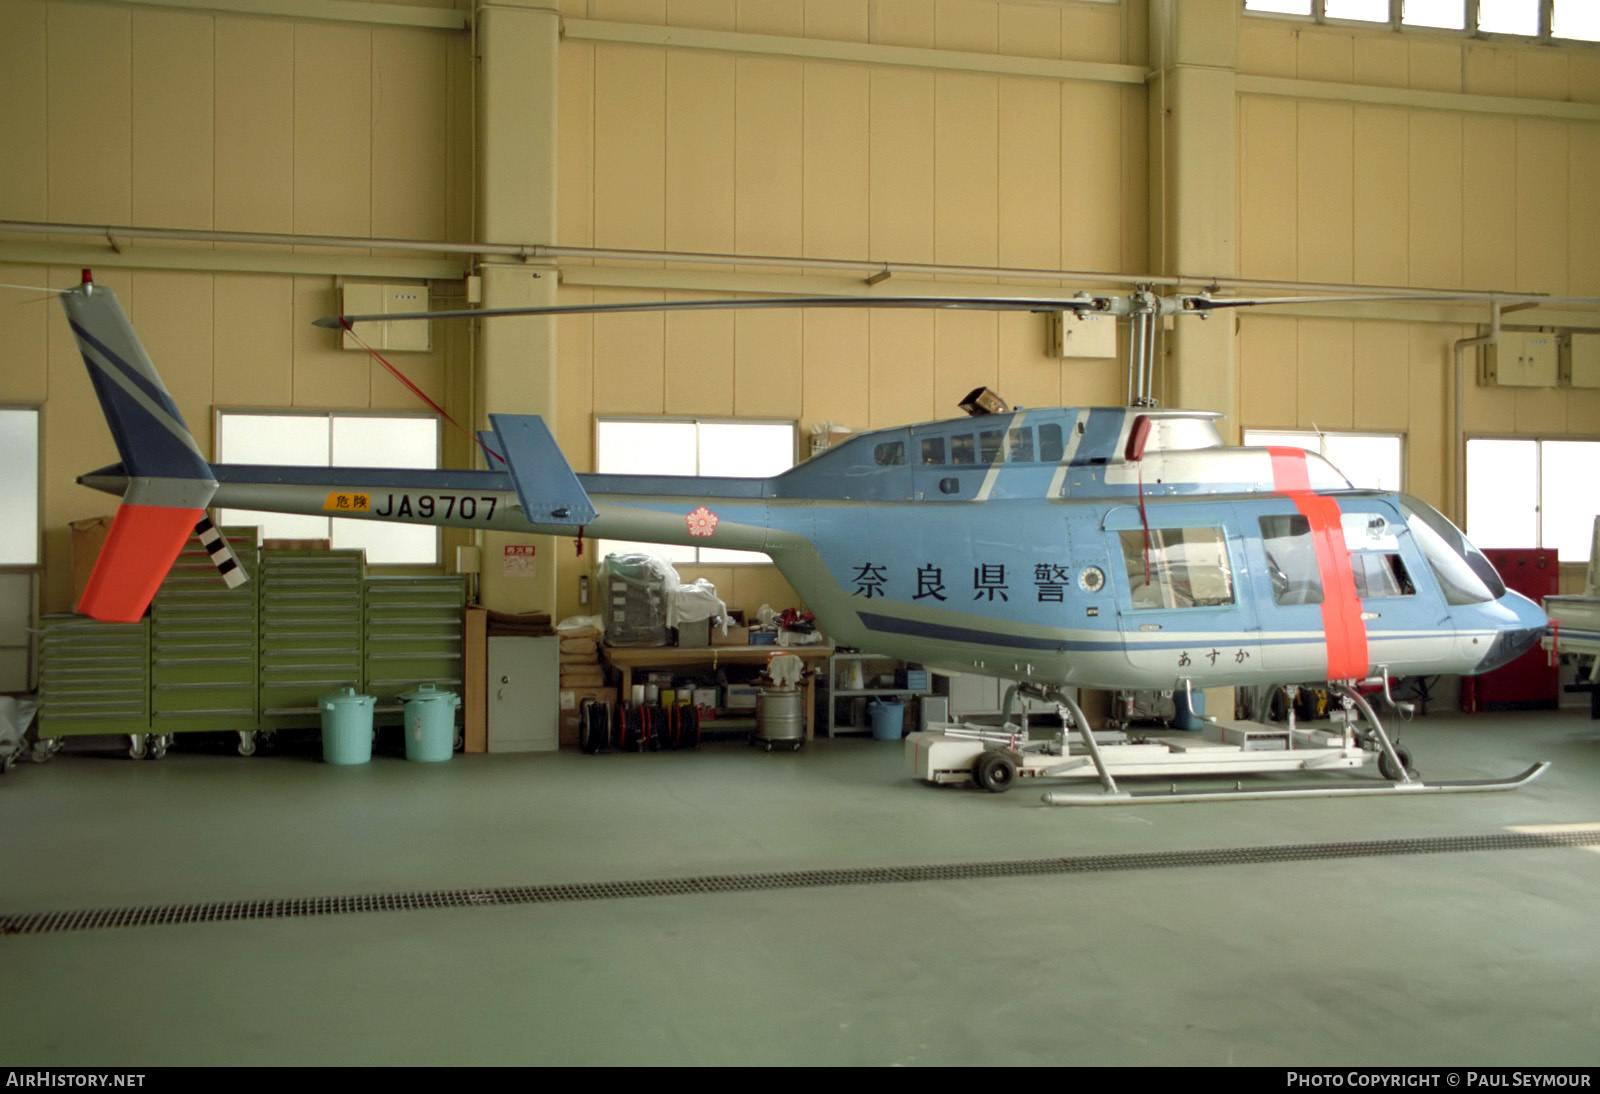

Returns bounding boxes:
[485,414,596,526]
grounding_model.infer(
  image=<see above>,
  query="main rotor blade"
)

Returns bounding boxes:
[1183,291,1584,311]
[313,294,1110,329]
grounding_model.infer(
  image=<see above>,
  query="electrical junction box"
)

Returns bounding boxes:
[339,282,431,353]
[1480,331,1557,387]
[1046,311,1118,359]
[1561,333,1600,389]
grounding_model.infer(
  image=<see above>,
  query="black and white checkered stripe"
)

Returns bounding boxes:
[194,517,248,588]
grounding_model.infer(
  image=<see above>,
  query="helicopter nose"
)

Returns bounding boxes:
[1474,591,1549,674]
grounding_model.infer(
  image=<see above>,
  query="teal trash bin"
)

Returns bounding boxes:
[868,699,905,741]
[320,687,375,765]
[399,684,461,763]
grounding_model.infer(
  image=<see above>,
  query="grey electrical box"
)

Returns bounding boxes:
[1480,331,1557,387]
[1046,311,1117,359]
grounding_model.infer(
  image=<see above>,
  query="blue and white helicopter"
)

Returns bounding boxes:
[60,271,1553,802]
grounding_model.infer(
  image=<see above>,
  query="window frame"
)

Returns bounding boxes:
[0,406,41,569]
[1465,434,1600,564]
[213,408,443,566]
[1242,0,1598,43]
[593,415,798,565]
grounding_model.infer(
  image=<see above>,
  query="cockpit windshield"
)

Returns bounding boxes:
[1398,494,1506,605]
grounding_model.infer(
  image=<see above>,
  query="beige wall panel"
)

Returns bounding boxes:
[666,51,736,255]
[997,77,1061,271]
[933,311,996,416]
[872,0,936,49]
[215,18,294,234]
[212,274,294,410]
[1463,44,1517,97]
[131,10,213,231]
[129,272,215,456]
[592,292,666,415]
[1407,112,1462,289]
[1461,352,1516,435]
[371,29,450,241]
[802,62,869,260]
[735,58,804,258]
[596,0,665,23]
[1405,324,1450,511]
[996,312,1060,413]
[801,311,869,435]
[1515,119,1569,295]
[292,277,369,408]
[1064,358,1122,409]
[1297,30,1353,84]
[1296,101,1353,285]
[1572,54,1600,105]
[1238,315,1297,428]
[369,352,445,413]
[1296,318,1353,431]
[1238,96,1297,281]
[0,0,47,220]
[868,312,934,428]
[733,311,802,419]
[0,266,49,406]
[1352,321,1409,432]
[736,0,802,36]
[997,1,1058,61]
[1125,0,1148,68]
[935,0,997,53]
[1121,85,1149,273]
[1514,386,1569,436]
[594,44,666,250]
[1353,35,1408,89]
[293,26,372,238]
[1570,124,1600,297]
[934,73,999,268]
[1352,106,1408,287]
[1059,2,1122,64]
[555,287,595,468]
[1408,39,1462,93]
[1060,81,1122,273]
[869,69,936,263]
[1461,115,1517,290]
[1237,22,1297,79]
[445,29,473,245]
[1516,48,1567,102]
[46,3,132,225]
[558,41,595,248]
[668,0,735,30]
[729,565,802,616]
[1566,389,1600,435]
[664,308,735,417]
[805,0,869,43]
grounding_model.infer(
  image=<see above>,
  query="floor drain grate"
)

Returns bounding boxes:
[4,829,1597,937]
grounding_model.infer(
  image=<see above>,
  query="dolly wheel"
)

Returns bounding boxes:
[1378,742,1416,782]
[974,751,1017,793]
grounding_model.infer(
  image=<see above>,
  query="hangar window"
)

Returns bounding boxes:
[1554,2,1600,40]
[0,409,39,566]
[1466,438,1600,564]
[214,411,440,565]
[1243,430,1403,491]
[595,417,795,564]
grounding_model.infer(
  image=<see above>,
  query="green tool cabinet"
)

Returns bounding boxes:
[150,527,260,736]
[258,550,365,729]
[39,615,150,742]
[363,575,467,710]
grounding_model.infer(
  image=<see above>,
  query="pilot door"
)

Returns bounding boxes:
[1103,505,1259,685]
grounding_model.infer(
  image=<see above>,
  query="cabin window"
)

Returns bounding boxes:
[919,437,946,466]
[950,435,976,465]
[215,410,440,565]
[874,441,905,466]
[1400,495,1505,605]
[1119,527,1235,610]
[1007,427,1034,464]
[1259,516,1324,605]
[1039,423,1064,462]
[1352,553,1415,599]
[979,430,1005,464]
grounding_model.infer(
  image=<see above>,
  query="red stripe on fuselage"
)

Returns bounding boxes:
[78,504,204,623]
[1267,447,1369,680]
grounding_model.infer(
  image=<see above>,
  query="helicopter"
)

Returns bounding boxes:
[59,269,1554,802]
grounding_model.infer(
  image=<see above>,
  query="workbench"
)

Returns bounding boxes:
[601,644,834,739]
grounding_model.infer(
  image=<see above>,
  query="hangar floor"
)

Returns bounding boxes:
[2,709,1599,1067]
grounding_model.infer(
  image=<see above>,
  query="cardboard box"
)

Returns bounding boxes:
[69,516,112,608]
[725,684,760,711]
[559,687,617,748]
[712,624,749,647]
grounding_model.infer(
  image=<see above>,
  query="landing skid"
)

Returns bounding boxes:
[908,679,1550,806]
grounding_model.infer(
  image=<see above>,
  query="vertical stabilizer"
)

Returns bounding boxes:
[61,272,218,622]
